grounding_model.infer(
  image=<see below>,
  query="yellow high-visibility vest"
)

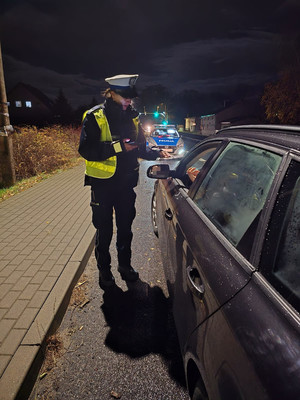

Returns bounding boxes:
[83,106,139,179]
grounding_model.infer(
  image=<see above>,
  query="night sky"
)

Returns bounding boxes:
[1,0,299,111]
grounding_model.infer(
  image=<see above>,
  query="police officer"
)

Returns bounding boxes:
[78,74,170,288]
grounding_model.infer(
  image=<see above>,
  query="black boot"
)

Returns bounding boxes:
[99,266,115,289]
[118,265,139,282]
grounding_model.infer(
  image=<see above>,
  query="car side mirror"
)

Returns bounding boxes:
[147,164,171,179]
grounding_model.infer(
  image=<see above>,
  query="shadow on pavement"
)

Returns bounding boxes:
[101,279,186,387]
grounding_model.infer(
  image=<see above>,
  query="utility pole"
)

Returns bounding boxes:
[0,41,15,187]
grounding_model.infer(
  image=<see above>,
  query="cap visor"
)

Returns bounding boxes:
[112,86,138,99]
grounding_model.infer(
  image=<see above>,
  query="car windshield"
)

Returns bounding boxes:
[152,129,179,138]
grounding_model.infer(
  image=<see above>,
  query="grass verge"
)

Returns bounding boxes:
[0,157,83,203]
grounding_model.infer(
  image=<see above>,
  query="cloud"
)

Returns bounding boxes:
[3,55,102,107]
[1,0,297,112]
[2,28,282,110]
[141,31,280,95]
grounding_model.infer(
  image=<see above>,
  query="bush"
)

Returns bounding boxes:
[12,125,81,180]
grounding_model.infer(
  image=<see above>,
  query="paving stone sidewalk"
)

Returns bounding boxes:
[0,163,95,400]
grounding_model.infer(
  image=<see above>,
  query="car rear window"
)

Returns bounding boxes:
[152,129,179,137]
[193,142,282,259]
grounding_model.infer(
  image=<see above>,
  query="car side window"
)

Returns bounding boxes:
[183,145,219,186]
[260,160,300,311]
[192,142,282,259]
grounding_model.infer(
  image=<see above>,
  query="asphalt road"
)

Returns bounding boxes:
[29,158,189,400]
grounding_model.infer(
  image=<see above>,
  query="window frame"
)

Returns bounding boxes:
[189,138,289,264]
[173,139,225,192]
[259,155,300,311]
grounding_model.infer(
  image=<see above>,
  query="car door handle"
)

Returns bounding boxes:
[187,265,205,299]
[165,208,173,220]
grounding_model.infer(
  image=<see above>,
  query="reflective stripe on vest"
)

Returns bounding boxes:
[133,116,139,132]
[83,106,139,179]
[83,107,116,179]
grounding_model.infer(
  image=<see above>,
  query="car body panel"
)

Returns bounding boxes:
[155,178,253,347]
[184,272,300,400]
[151,136,180,150]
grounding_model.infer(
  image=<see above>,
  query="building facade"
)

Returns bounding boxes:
[7,83,54,125]
[189,96,264,137]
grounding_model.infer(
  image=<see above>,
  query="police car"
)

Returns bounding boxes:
[146,125,185,156]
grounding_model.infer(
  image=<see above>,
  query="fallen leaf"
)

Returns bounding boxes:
[39,372,47,380]
[76,280,87,288]
[80,300,90,308]
[110,390,121,398]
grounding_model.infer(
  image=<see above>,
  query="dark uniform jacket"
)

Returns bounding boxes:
[78,98,160,190]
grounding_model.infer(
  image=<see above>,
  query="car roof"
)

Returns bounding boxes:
[215,125,300,152]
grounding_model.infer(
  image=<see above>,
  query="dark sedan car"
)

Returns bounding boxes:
[147,125,300,400]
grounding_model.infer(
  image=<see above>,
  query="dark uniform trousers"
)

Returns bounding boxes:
[90,185,137,271]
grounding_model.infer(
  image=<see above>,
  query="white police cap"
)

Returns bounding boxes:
[105,74,139,98]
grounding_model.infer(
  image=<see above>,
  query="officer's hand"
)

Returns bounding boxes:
[159,150,171,158]
[123,138,138,152]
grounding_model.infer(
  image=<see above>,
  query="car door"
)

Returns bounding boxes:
[254,156,300,398]
[185,154,300,400]
[156,141,222,292]
[164,140,283,350]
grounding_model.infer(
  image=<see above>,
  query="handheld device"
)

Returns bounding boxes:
[124,138,137,145]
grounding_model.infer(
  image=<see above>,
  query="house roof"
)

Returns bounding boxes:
[8,82,54,109]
